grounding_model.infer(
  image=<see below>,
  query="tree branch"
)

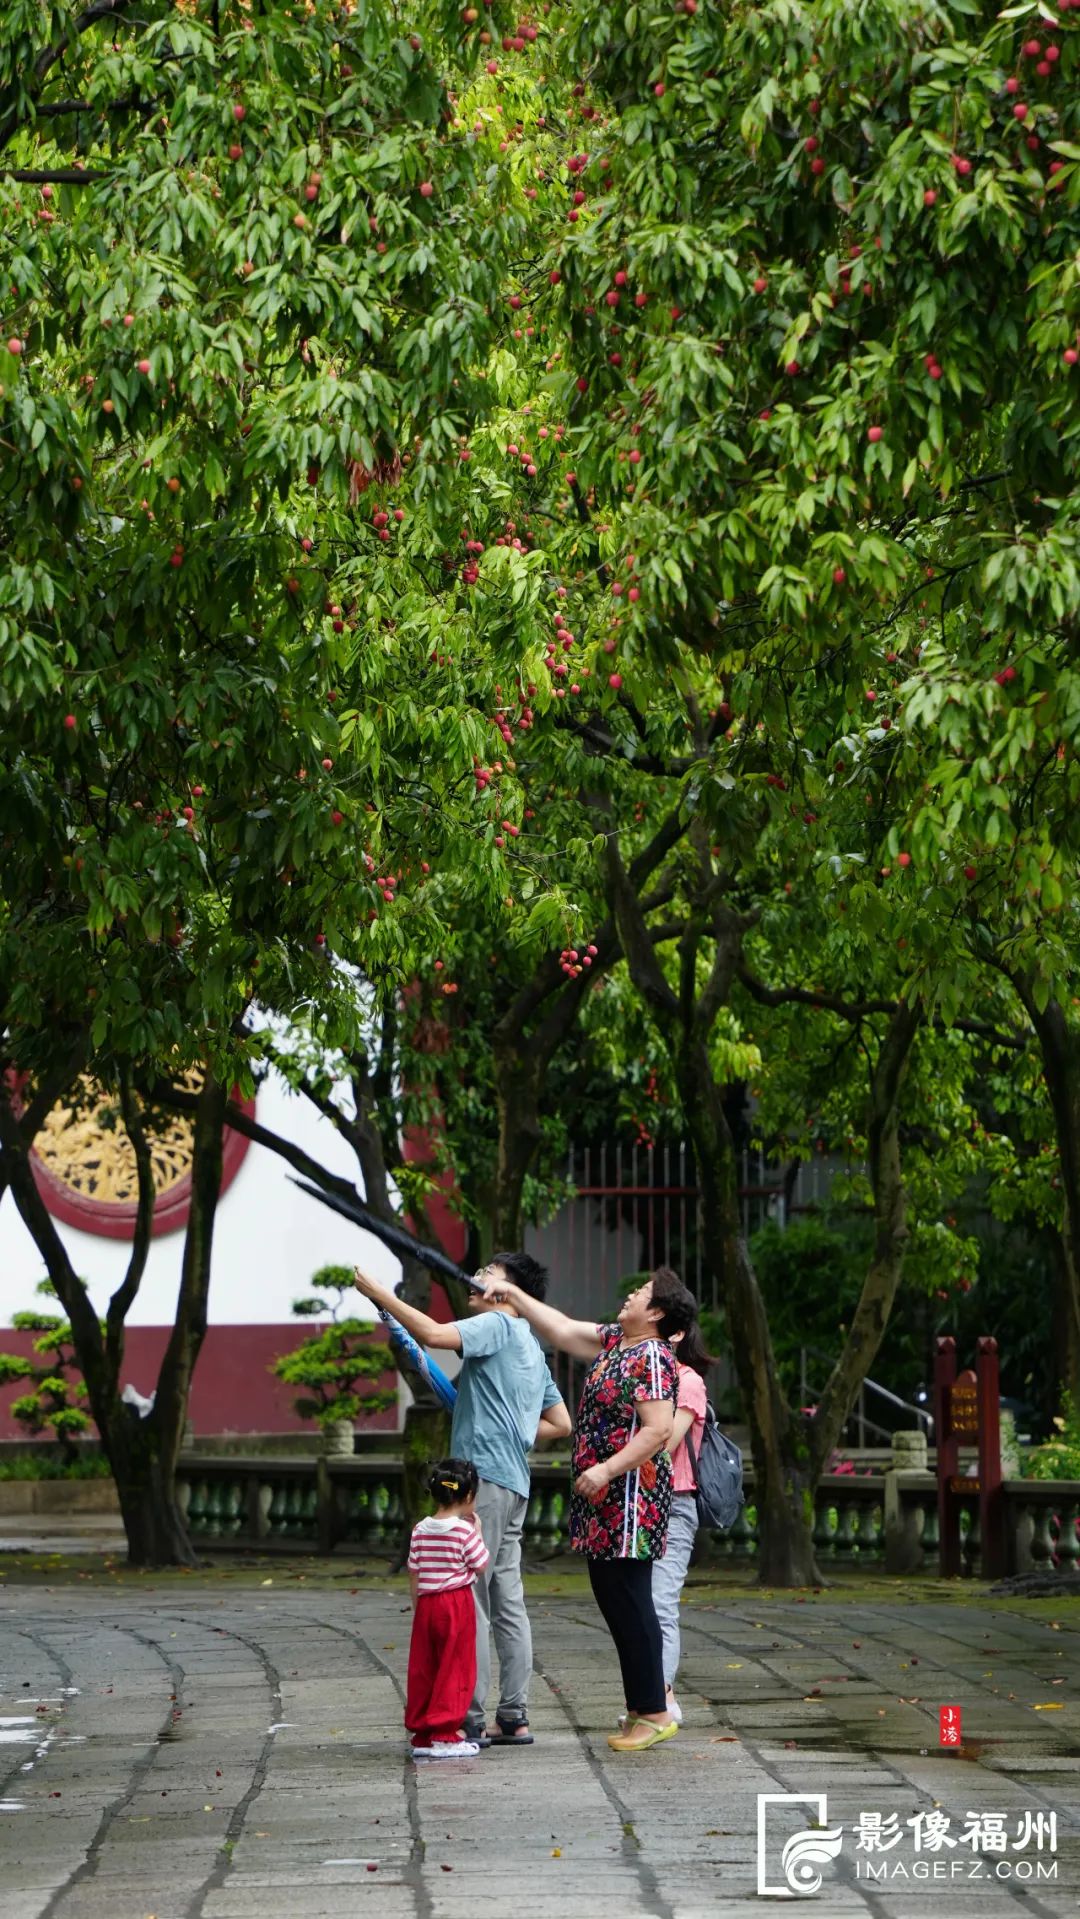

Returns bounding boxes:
[0,1080,105,1375]
[147,1079,359,1203]
[0,0,134,156]
[494,805,687,1046]
[152,1073,227,1477]
[739,964,896,1022]
[3,167,106,184]
[106,1074,155,1368]
[31,94,149,117]
[739,964,1029,1048]
[606,838,679,1019]
[809,1000,923,1473]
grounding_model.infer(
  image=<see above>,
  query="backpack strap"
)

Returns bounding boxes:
[682,1420,699,1492]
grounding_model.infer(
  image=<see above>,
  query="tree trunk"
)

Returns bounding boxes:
[139,1072,228,1567]
[107,1414,198,1567]
[1008,983,1080,1402]
[675,1032,823,1585]
[488,1041,544,1256]
[0,1070,208,1567]
[605,838,926,1585]
[809,1002,921,1471]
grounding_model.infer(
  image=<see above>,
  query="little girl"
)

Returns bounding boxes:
[405,1457,490,1759]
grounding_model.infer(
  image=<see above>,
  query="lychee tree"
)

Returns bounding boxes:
[367,0,1080,1578]
[433,0,1080,1578]
[0,0,577,1563]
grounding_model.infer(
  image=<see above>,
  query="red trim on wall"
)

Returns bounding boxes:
[30,1095,256,1242]
[0,1323,399,1439]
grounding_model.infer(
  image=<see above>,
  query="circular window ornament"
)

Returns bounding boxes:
[30,1072,254,1241]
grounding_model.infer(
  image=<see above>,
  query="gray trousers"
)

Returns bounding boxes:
[651,1492,699,1690]
[466,1479,532,1733]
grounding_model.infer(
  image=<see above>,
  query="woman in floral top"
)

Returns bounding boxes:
[478,1263,701,1753]
[568,1323,677,1561]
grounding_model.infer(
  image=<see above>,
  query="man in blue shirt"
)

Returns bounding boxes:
[353,1251,571,1746]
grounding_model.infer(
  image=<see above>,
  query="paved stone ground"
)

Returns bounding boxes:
[1,1580,1078,1919]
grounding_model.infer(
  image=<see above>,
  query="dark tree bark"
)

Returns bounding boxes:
[0,1066,227,1568]
[484,808,685,1253]
[295,1017,459,1528]
[1005,979,1080,1400]
[149,1071,228,1557]
[807,1001,921,1471]
[153,1022,463,1533]
[607,835,922,1586]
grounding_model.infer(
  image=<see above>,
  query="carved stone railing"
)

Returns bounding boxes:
[175,1456,889,1564]
[174,1454,1080,1580]
[1005,1480,1080,1576]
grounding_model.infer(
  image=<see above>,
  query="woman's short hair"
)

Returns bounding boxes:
[648,1266,713,1379]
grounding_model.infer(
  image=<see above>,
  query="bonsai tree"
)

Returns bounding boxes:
[272,1266,397,1433]
[0,1281,94,1463]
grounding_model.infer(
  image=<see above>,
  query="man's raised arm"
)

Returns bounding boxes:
[479,1277,602,1362]
[353,1267,463,1351]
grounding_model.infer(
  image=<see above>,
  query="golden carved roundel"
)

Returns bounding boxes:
[34,1072,201,1207]
[30,1072,254,1241]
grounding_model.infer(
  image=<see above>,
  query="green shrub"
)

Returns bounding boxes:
[0,1282,94,1459]
[1025,1395,1080,1481]
[272,1265,397,1431]
[0,1452,111,1480]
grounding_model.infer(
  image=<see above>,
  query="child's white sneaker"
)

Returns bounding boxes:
[427,1739,481,1759]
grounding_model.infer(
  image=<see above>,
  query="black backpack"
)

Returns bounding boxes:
[683,1404,744,1532]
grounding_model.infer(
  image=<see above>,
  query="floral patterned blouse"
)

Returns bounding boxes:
[569,1324,678,1561]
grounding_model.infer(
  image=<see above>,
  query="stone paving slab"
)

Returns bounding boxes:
[1,1586,1078,1917]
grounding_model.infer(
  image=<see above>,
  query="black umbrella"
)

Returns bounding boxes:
[288,1176,484,1293]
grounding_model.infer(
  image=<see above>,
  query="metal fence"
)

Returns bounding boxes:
[528,1137,863,1417]
[530,1137,807,1317]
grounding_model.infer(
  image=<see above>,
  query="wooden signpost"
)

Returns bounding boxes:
[933,1335,1005,1579]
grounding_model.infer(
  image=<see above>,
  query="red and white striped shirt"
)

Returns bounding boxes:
[407,1515,490,1595]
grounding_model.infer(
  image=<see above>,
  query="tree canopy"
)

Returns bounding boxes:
[3,0,1080,1574]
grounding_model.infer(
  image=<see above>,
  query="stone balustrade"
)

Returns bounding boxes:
[173,1448,1080,1580]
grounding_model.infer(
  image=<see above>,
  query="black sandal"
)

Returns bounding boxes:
[486,1716,534,1747]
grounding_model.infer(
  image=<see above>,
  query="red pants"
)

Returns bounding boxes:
[405,1587,477,1742]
